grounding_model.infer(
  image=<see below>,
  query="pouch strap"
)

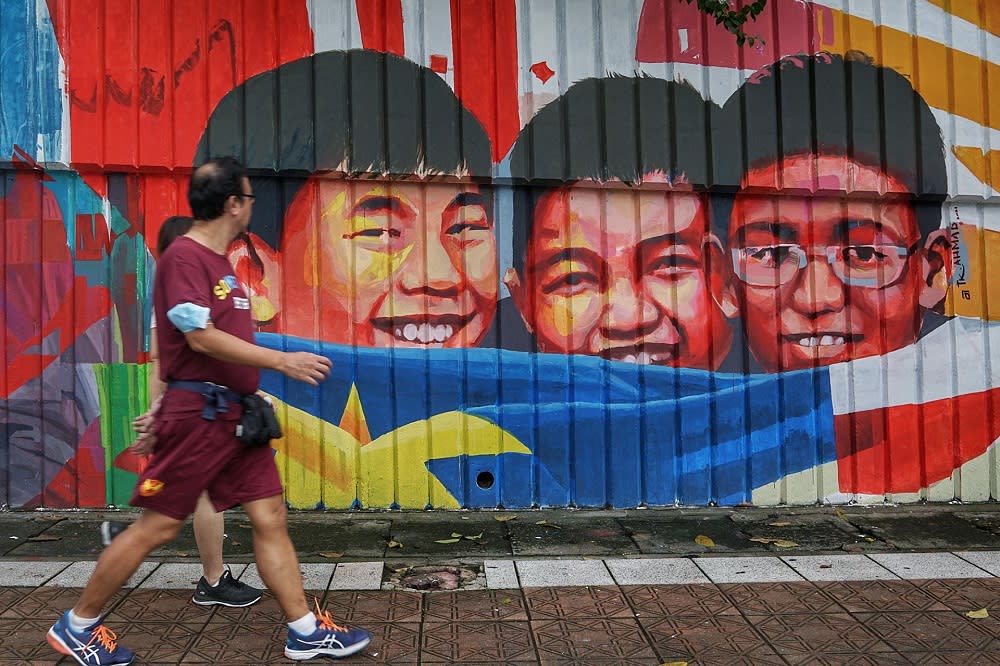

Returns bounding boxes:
[167,380,242,421]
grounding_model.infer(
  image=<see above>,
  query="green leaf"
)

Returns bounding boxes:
[434,538,462,544]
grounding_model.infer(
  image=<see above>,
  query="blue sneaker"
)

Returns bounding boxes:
[46,611,134,665]
[284,604,372,660]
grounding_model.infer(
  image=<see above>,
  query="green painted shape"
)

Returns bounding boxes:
[95,363,150,506]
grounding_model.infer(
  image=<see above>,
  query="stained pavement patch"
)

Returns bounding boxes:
[509,515,637,556]
[845,513,1000,550]
[622,514,767,554]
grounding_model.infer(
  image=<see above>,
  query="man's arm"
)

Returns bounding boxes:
[185,323,330,385]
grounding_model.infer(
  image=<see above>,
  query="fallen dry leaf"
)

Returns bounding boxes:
[536,520,562,529]
[967,608,990,619]
[464,531,484,540]
[748,537,798,548]
[660,662,689,666]
[451,532,463,538]
[26,535,61,542]
[434,538,462,544]
[317,551,343,559]
[767,521,792,527]
[175,550,189,557]
[494,515,517,522]
[387,540,403,549]
[833,507,850,522]
[694,534,715,548]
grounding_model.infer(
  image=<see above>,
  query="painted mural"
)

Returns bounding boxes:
[3,0,1000,510]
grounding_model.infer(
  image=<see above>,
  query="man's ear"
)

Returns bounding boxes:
[919,228,952,310]
[503,267,534,334]
[705,235,739,319]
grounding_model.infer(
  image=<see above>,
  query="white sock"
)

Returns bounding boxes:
[68,610,99,633]
[288,612,317,635]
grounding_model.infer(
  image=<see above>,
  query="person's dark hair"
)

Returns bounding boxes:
[188,156,249,221]
[156,215,193,257]
[507,75,712,275]
[714,52,947,241]
[194,49,493,249]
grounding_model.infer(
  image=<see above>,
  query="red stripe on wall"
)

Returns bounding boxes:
[450,0,520,161]
[356,0,405,55]
[835,387,1000,494]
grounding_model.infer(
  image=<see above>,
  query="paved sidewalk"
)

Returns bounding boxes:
[0,505,999,664]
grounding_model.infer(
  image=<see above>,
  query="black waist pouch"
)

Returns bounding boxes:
[237,394,282,447]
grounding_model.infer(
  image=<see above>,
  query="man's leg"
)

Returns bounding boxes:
[242,494,307,619]
[242,495,371,661]
[193,491,225,583]
[74,510,184,617]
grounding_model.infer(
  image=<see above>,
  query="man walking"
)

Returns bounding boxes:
[47,156,372,664]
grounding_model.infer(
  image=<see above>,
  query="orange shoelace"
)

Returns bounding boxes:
[85,625,118,652]
[313,599,350,634]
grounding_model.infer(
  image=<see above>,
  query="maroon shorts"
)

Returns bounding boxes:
[130,392,283,520]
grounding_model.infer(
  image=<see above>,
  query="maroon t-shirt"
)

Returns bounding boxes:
[154,236,259,410]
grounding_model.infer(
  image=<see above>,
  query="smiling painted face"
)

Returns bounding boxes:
[507,180,736,369]
[729,154,949,372]
[281,178,498,348]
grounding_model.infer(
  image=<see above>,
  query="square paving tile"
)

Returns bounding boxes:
[747,612,894,654]
[328,561,384,590]
[915,577,1000,613]
[516,559,614,587]
[855,610,999,651]
[533,617,657,662]
[2,585,127,620]
[324,590,422,624]
[717,582,845,615]
[954,550,1000,576]
[423,589,527,622]
[868,552,994,580]
[484,559,519,589]
[238,562,335,591]
[421,620,537,662]
[0,587,30,614]
[183,618,287,663]
[694,556,804,583]
[45,560,159,588]
[622,583,739,618]
[606,557,710,585]
[812,580,949,613]
[781,554,900,581]
[349,621,421,663]
[640,614,780,662]
[137,562,216,589]
[0,618,79,663]
[896,650,1000,664]
[524,586,633,620]
[0,560,68,586]
[108,589,215,624]
[110,620,206,663]
[779,652,911,665]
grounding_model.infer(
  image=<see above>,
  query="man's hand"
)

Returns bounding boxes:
[278,351,332,385]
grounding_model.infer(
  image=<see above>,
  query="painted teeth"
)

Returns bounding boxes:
[394,323,455,344]
[795,336,845,348]
[615,352,669,365]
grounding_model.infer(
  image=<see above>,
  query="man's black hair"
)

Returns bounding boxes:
[507,75,712,275]
[714,52,947,241]
[188,156,248,221]
[195,49,492,249]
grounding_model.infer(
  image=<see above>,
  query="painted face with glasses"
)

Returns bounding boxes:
[728,155,951,372]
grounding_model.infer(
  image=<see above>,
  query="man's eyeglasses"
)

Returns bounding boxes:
[731,243,919,288]
[233,192,256,201]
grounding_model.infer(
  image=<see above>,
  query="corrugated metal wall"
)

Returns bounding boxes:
[3,0,1000,510]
